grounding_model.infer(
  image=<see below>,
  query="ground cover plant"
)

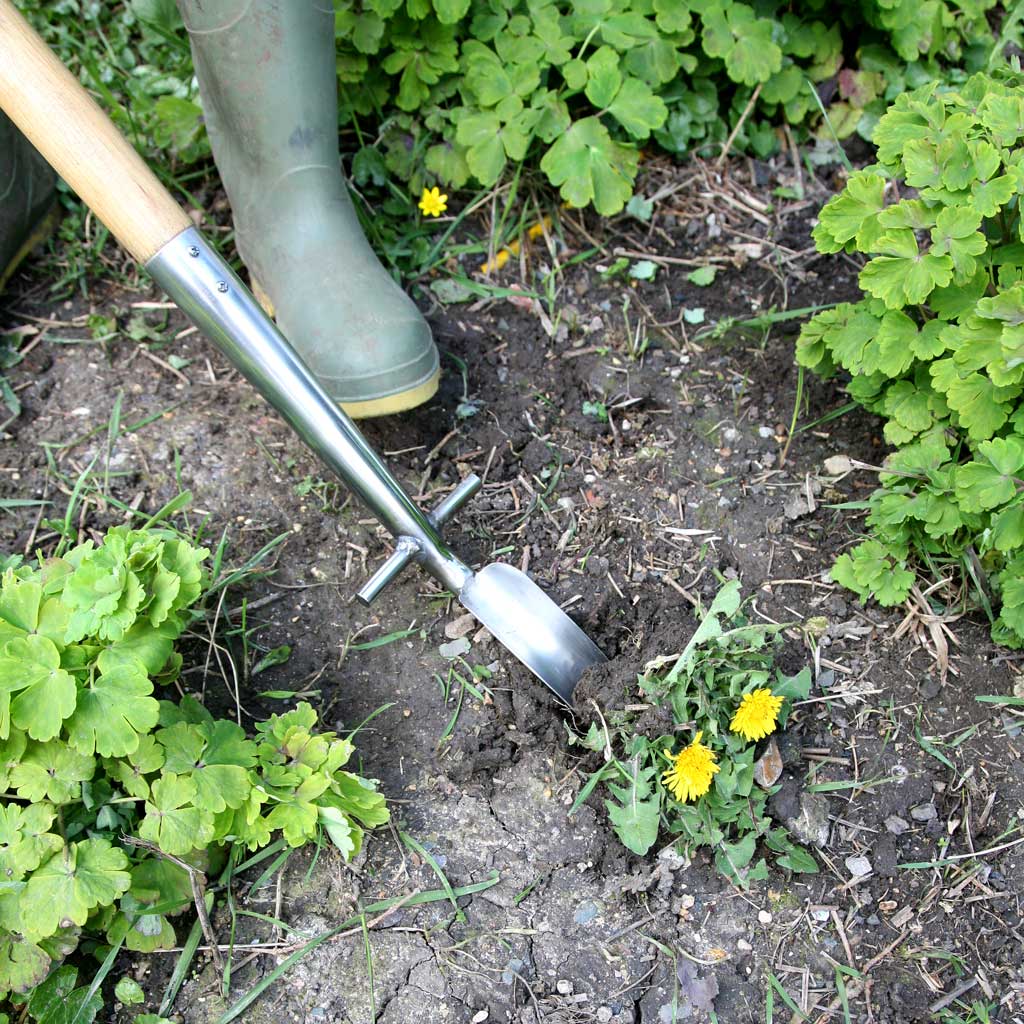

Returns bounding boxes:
[16,0,1014,231]
[0,521,388,1018]
[797,67,1024,648]
[572,582,815,886]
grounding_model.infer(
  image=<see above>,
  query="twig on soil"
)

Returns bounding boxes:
[612,246,732,268]
[929,977,979,1013]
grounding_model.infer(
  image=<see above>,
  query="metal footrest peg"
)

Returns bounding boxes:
[355,474,482,605]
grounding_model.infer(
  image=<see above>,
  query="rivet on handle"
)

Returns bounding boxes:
[356,474,482,605]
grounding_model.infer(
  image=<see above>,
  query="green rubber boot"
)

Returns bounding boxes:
[176,0,439,418]
[0,112,59,293]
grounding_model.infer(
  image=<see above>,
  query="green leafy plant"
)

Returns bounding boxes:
[0,525,388,1008]
[20,0,1013,234]
[570,582,815,886]
[337,0,1007,213]
[798,68,1024,647]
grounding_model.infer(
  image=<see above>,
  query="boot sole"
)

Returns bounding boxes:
[0,200,60,293]
[251,277,438,419]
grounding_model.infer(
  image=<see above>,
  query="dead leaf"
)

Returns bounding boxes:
[754,738,783,788]
[677,960,719,1011]
[823,454,852,475]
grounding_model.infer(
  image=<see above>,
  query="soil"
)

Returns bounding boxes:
[2,157,1023,1024]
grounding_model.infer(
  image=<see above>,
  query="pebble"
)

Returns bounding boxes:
[911,803,938,821]
[737,938,753,951]
[472,1012,488,1023]
[885,815,910,835]
[556,980,574,995]
[597,1010,613,1023]
[438,637,472,659]
[444,612,476,640]
[758,425,774,438]
[758,910,772,924]
[845,855,872,877]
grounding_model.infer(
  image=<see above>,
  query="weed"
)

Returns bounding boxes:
[569,582,816,886]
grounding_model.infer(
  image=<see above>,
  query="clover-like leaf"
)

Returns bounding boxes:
[945,372,1020,440]
[0,937,50,995]
[955,437,1024,511]
[812,172,886,254]
[607,76,667,139]
[931,204,987,282]
[0,570,40,634]
[584,45,621,109]
[9,740,95,805]
[0,729,26,792]
[859,229,953,308]
[831,540,914,606]
[139,772,215,856]
[972,174,1015,218]
[23,838,131,940]
[539,116,638,215]
[701,4,781,87]
[979,92,1024,144]
[66,655,159,758]
[104,733,164,799]
[883,381,933,434]
[158,720,255,814]
[861,310,917,377]
[0,634,76,741]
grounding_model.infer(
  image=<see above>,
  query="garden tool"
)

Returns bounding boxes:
[0,0,606,704]
[175,0,440,418]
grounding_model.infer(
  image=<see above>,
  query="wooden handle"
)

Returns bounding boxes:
[0,0,191,264]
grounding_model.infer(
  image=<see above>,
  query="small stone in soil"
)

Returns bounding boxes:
[438,637,472,659]
[911,803,938,821]
[757,910,772,924]
[785,791,830,848]
[737,938,753,951]
[444,612,476,639]
[556,980,574,995]
[885,815,910,834]
[845,855,872,877]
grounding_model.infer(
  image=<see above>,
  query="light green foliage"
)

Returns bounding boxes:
[572,583,815,886]
[333,0,1002,212]
[0,528,388,1003]
[22,0,1007,225]
[798,71,1024,646]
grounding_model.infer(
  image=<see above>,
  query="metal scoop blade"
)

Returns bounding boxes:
[459,563,607,704]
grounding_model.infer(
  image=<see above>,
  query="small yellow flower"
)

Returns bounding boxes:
[662,731,720,803]
[418,186,448,217]
[730,688,784,742]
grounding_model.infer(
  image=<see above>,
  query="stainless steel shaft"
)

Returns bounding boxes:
[147,227,472,595]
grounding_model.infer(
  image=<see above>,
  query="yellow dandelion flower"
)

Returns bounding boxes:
[730,688,784,742]
[418,186,448,217]
[662,731,720,803]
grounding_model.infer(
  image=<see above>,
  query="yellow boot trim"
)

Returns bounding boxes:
[251,276,438,418]
[0,201,60,294]
[251,276,275,318]
[339,366,440,418]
